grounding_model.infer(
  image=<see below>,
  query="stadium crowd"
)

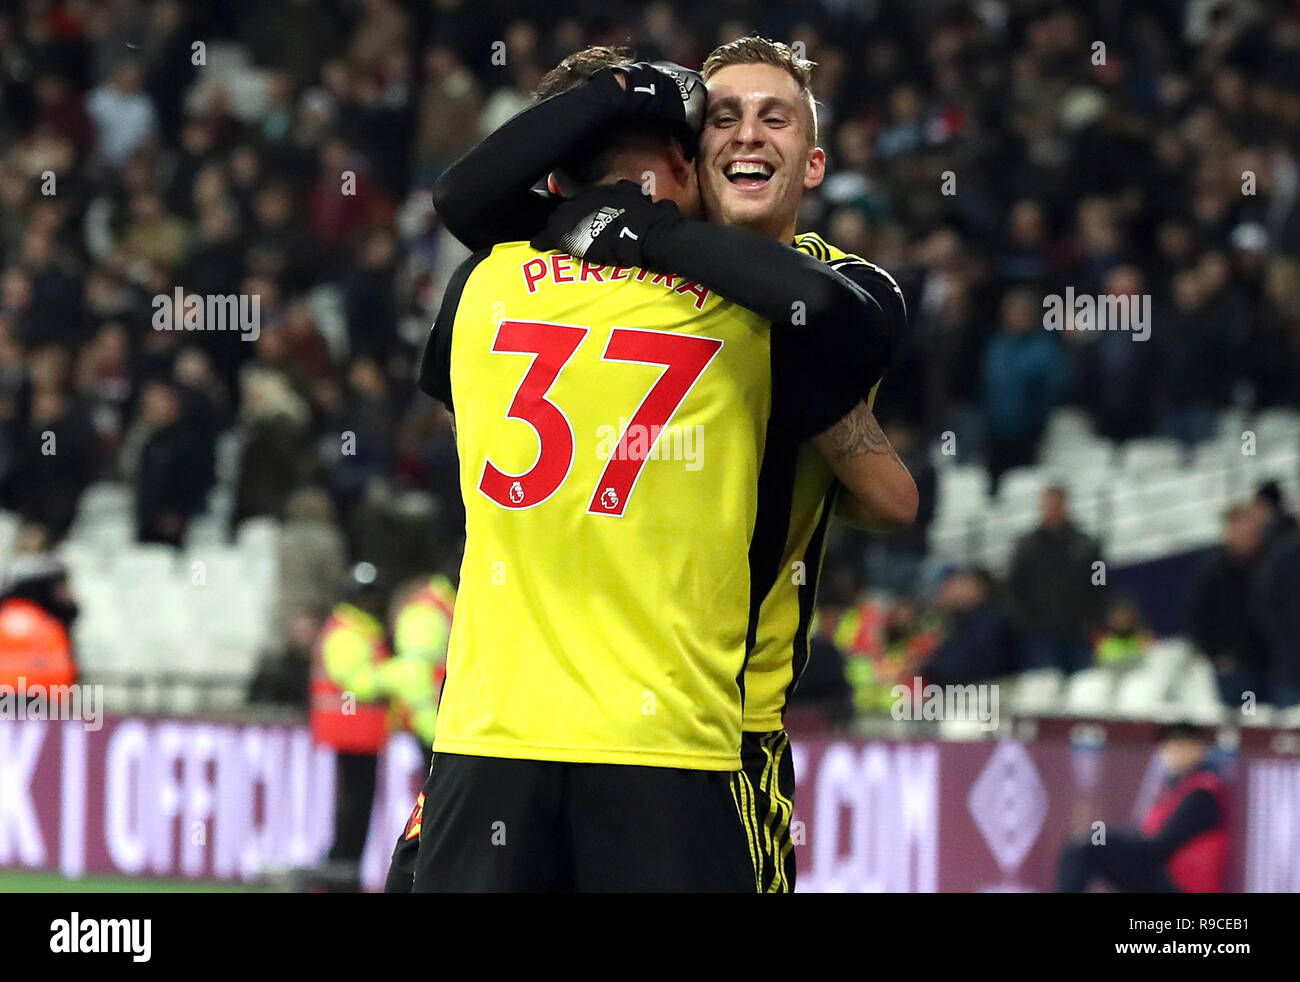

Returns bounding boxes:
[1,0,1299,715]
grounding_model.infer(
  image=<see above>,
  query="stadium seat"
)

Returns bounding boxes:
[71,516,134,554]
[1215,407,1250,444]
[184,546,245,587]
[998,466,1049,510]
[1145,640,1191,681]
[112,544,177,583]
[1114,665,1169,716]
[207,486,235,525]
[236,517,281,557]
[1252,408,1300,450]
[159,682,204,717]
[936,465,991,518]
[1118,437,1184,474]
[1043,407,1094,448]
[1010,669,1066,715]
[183,514,227,547]
[1240,705,1276,727]
[1063,668,1116,716]
[1166,654,1226,723]
[75,482,132,522]
[0,510,19,561]
[214,430,244,486]
[1042,437,1115,474]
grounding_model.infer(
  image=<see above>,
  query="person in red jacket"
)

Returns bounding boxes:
[0,554,78,691]
[299,561,393,892]
[1056,722,1229,893]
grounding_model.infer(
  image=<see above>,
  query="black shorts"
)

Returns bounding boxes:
[735,729,797,893]
[383,789,426,893]
[405,752,757,892]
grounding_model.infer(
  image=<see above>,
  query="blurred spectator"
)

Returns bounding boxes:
[125,377,213,545]
[1254,479,1297,540]
[1079,266,1157,442]
[786,634,854,728]
[1057,723,1228,893]
[0,346,94,538]
[0,553,78,690]
[980,289,1067,486]
[349,0,411,75]
[245,0,343,89]
[86,58,156,169]
[32,72,94,159]
[233,366,312,527]
[917,566,1017,685]
[1253,496,1300,708]
[259,485,348,707]
[1153,255,1241,446]
[345,478,442,589]
[411,44,483,185]
[324,356,397,514]
[1189,503,1269,706]
[123,190,191,270]
[342,229,399,359]
[276,486,347,642]
[836,593,939,714]
[308,137,391,266]
[1008,486,1106,674]
[1094,596,1154,667]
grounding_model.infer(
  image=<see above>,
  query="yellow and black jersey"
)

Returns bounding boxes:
[742,232,907,732]
[419,241,861,770]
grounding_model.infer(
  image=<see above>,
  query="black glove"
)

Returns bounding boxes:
[596,62,706,147]
[530,180,683,268]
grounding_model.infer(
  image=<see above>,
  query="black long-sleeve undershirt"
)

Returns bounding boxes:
[629,217,894,393]
[430,73,627,250]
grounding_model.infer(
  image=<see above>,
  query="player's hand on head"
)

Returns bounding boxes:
[530,179,682,268]
[599,61,706,139]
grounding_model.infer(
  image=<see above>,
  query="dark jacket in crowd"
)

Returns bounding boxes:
[135,422,213,544]
[1253,525,1300,703]
[921,603,1019,686]
[1188,547,1267,673]
[1008,523,1105,638]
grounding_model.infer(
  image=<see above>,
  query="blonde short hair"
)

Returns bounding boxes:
[703,36,818,145]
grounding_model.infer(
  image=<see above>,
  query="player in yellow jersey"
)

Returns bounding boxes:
[697,38,915,892]
[404,52,912,892]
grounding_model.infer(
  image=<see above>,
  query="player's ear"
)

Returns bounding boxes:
[667,139,694,190]
[803,146,826,191]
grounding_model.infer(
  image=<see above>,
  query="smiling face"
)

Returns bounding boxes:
[699,63,824,242]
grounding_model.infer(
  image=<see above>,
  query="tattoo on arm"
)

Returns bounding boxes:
[825,403,900,463]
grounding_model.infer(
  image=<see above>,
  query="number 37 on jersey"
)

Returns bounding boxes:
[477,319,722,518]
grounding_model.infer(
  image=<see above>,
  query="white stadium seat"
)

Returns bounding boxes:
[1118,437,1184,474]
[1064,668,1116,716]
[1011,669,1066,715]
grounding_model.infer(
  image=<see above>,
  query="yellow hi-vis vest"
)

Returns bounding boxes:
[384,576,455,745]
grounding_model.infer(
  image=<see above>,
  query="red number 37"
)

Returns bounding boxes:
[478,320,722,517]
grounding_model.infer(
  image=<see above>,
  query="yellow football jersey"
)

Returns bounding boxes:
[423,242,789,769]
[741,232,905,732]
